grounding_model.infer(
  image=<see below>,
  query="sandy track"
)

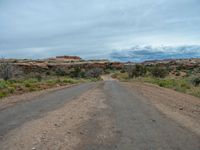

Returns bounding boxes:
[0,84,78,110]
[0,83,113,150]
[123,82,200,135]
[0,80,200,150]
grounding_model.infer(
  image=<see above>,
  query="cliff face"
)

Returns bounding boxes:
[1,56,199,78]
[0,56,124,77]
[56,56,81,60]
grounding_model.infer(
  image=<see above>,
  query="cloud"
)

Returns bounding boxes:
[110,45,200,62]
[0,0,200,59]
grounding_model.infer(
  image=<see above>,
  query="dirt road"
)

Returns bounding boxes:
[0,80,200,150]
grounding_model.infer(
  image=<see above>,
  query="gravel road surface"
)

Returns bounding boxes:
[0,80,199,150]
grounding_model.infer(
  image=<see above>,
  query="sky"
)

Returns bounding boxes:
[0,0,200,61]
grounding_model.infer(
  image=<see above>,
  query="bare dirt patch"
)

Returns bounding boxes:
[101,75,116,81]
[123,82,200,135]
[0,84,114,150]
[0,84,77,110]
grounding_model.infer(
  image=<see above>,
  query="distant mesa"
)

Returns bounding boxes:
[56,56,81,60]
[48,55,82,62]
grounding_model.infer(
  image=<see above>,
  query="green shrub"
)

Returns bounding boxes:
[85,68,103,78]
[46,71,51,76]
[191,77,200,86]
[69,67,81,78]
[25,83,31,87]
[193,91,200,97]
[63,78,76,84]
[24,78,38,83]
[47,79,57,85]
[0,91,7,98]
[175,71,181,76]
[8,80,17,84]
[56,79,61,83]
[120,69,126,73]
[56,68,67,76]
[126,64,147,78]
[0,61,12,80]
[150,66,168,78]
[0,81,7,89]
[79,71,86,78]
[180,83,190,89]
[35,74,42,82]
[29,87,38,91]
[7,87,15,94]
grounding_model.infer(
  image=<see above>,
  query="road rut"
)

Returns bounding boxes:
[0,81,200,150]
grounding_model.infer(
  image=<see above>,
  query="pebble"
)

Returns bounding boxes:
[179,107,183,110]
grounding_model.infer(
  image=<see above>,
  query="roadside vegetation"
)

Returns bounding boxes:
[0,59,105,99]
[0,77,82,98]
[112,64,200,98]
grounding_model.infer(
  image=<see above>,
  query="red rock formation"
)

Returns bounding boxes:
[56,56,81,60]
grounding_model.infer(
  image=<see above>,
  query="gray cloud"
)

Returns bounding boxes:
[0,0,200,60]
[110,45,200,62]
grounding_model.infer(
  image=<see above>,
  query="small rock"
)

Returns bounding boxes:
[32,147,36,150]
[179,107,183,110]
[54,123,60,127]
[67,131,71,134]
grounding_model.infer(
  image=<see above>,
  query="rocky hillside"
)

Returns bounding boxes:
[0,56,124,78]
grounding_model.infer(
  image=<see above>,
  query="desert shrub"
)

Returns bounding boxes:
[25,83,31,88]
[46,71,51,76]
[28,86,38,91]
[126,65,134,78]
[120,69,126,73]
[56,79,61,83]
[24,78,38,83]
[150,66,168,78]
[63,78,76,84]
[192,90,200,98]
[7,79,17,84]
[175,71,181,76]
[104,69,111,74]
[105,63,113,70]
[0,91,7,98]
[47,80,56,85]
[111,72,129,81]
[85,68,103,78]
[126,64,146,78]
[180,82,191,89]
[191,77,200,86]
[111,73,117,78]
[0,61,12,80]
[150,78,176,88]
[185,70,193,77]
[35,74,42,82]
[69,67,81,78]
[56,68,67,76]
[79,71,86,78]
[89,78,101,82]
[0,81,7,89]
[7,87,15,93]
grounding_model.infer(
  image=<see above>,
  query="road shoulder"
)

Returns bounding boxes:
[122,81,200,136]
[0,84,78,110]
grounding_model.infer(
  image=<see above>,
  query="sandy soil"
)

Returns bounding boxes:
[0,84,77,110]
[0,84,114,150]
[123,82,200,135]
[0,80,199,150]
